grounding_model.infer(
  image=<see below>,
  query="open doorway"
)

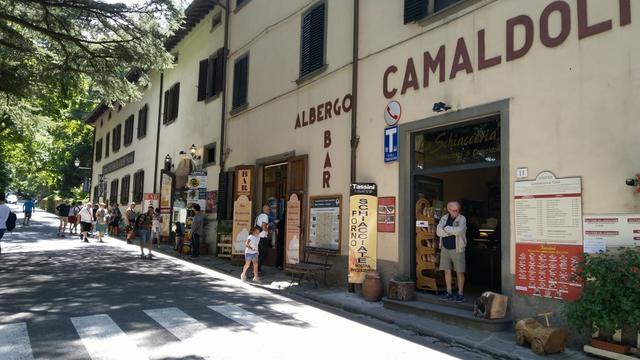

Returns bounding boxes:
[261,162,287,268]
[412,116,501,295]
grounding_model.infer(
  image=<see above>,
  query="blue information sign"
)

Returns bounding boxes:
[384,126,398,163]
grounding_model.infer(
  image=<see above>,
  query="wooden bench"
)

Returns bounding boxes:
[285,247,337,288]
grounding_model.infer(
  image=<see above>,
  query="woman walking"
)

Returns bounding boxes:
[95,203,109,243]
[78,203,94,243]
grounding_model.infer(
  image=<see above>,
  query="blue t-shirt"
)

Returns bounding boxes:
[442,216,457,250]
[23,200,34,212]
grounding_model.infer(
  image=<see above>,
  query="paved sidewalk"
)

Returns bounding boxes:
[123,238,590,360]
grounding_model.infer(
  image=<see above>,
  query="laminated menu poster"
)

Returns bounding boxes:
[514,171,582,245]
[308,196,342,251]
[515,244,583,301]
[285,193,301,265]
[583,214,640,252]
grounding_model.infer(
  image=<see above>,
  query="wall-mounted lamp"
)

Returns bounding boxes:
[164,154,172,171]
[190,144,197,156]
[432,102,451,113]
[625,174,640,193]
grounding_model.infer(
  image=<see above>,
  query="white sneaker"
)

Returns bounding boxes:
[252,277,262,284]
[240,274,247,281]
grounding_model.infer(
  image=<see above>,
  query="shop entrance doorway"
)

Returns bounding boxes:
[412,115,501,295]
[261,162,288,268]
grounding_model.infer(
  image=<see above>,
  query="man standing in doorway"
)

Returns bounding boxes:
[255,205,270,275]
[22,198,34,225]
[436,201,467,302]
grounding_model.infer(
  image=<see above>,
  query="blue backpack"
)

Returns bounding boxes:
[6,212,16,231]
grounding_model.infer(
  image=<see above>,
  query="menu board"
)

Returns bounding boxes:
[308,195,341,250]
[583,214,640,253]
[187,172,207,211]
[515,244,583,301]
[377,196,396,233]
[514,171,582,244]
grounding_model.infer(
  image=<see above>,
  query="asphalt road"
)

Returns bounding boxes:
[0,206,490,360]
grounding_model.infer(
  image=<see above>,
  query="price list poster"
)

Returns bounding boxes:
[514,171,583,301]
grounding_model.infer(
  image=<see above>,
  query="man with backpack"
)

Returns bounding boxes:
[56,200,71,237]
[0,193,16,255]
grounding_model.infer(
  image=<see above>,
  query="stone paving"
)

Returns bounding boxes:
[148,243,591,360]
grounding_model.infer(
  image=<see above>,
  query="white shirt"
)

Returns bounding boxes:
[255,213,269,228]
[0,204,10,230]
[69,206,79,216]
[245,234,259,254]
[78,207,94,223]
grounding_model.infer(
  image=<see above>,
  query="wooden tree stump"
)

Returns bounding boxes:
[515,318,569,354]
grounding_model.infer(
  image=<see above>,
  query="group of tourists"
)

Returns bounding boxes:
[240,204,274,284]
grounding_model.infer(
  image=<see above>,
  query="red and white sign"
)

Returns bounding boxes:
[514,171,583,244]
[583,214,640,252]
[384,101,401,126]
[143,193,160,212]
[515,243,583,301]
[377,196,396,233]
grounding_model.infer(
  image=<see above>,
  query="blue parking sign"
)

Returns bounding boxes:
[384,126,398,163]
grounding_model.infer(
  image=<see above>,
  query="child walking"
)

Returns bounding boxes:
[241,226,262,284]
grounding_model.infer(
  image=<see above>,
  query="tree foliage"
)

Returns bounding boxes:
[0,0,182,197]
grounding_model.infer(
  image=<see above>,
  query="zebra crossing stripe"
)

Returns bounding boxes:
[143,307,207,341]
[208,304,270,328]
[0,323,34,360]
[71,314,147,360]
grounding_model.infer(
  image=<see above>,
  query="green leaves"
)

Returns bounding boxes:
[565,247,640,336]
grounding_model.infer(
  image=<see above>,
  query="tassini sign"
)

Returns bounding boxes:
[348,183,378,284]
[382,1,632,98]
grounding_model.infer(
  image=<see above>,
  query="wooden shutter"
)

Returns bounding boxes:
[95,139,102,162]
[137,105,147,138]
[287,155,308,194]
[300,3,325,77]
[404,0,427,24]
[163,90,170,123]
[198,59,208,101]
[232,56,248,108]
[105,133,110,157]
[172,83,180,120]
[206,55,215,98]
[217,171,234,220]
[124,115,133,145]
[120,175,130,205]
[214,48,225,95]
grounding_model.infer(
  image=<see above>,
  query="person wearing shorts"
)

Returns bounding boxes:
[241,226,261,283]
[137,205,154,259]
[56,200,70,237]
[68,202,80,234]
[22,198,34,225]
[78,203,94,242]
[436,201,467,303]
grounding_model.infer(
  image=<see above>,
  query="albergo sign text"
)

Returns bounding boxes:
[382,0,632,98]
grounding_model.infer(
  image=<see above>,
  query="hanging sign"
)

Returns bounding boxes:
[285,193,302,265]
[143,193,160,211]
[235,167,252,198]
[348,183,378,284]
[514,171,582,245]
[515,243,583,301]
[205,191,218,214]
[377,196,396,233]
[232,195,252,255]
[384,126,398,163]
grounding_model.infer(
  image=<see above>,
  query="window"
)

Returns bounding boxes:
[404,0,464,23]
[124,115,134,146]
[112,124,122,152]
[163,83,180,124]
[197,49,225,102]
[133,170,144,203]
[93,186,99,204]
[232,55,249,109]
[95,139,103,162]
[204,142,216,166]
[105,132,110,158]
[120,175,130,205]
[110,179,119,205]
[300,2,326,78]
[137,104,148,139]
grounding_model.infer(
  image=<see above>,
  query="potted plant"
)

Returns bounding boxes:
[564,247,640,354]
[388,275,416,301]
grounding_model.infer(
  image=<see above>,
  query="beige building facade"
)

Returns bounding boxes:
[88,0,640,319]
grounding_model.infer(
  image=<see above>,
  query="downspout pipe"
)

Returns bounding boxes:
[350,0,359,183]
[219,0,230,172]
[153,72,164,193]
